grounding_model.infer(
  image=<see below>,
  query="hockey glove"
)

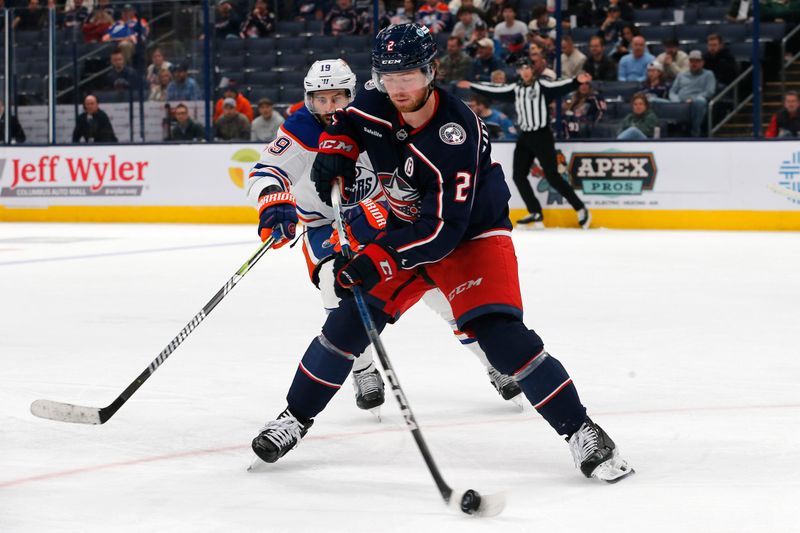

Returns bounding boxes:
[329,198,389,253]
[335,242,400,294]
[257,187,298,249]
[311,133,359,205]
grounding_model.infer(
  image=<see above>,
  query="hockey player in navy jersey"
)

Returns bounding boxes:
[247,59,521,414]
[252,24,633,483]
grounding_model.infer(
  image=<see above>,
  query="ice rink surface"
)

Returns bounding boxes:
[1,222,799,533]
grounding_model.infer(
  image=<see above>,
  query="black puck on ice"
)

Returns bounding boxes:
[460,489,482,514]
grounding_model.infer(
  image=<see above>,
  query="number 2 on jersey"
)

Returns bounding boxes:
[454,172,472,202]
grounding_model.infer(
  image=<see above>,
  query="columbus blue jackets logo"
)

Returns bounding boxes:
[439,122,466,145]
[379,169,422,222]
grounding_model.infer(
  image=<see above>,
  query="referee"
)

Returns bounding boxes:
[461,52,592,229]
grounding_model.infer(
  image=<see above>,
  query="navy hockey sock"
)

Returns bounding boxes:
[468,313,587,436]
[286,336,354,421]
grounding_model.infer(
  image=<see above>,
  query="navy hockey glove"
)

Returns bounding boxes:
[336,242,401,294]
[257,186,297,249]
[330,198,389,253]
[311,133,359,205]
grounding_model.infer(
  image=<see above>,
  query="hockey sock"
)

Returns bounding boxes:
[468,313,587,436]
[286,335,354,421]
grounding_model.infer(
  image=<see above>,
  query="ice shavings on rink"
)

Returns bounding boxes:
[1,223,798,532]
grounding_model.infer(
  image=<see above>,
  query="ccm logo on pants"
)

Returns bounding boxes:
[448,278,483,301]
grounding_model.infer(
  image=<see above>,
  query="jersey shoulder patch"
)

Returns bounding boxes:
[280,106,323,151]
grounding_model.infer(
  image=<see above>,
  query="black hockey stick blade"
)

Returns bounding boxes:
[448,488,507,517]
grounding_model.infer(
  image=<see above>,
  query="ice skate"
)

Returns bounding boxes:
[487,366,523,404]
[516,212,545,230]
[353,364,385,417]
[568,418,634,483]
[577,208,591,229]
[250,408,314,466]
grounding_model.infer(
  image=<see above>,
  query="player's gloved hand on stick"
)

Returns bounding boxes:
[329,198,388,253]
[311,133,359,205]
[335,242,401,294]
[257,186,298,249]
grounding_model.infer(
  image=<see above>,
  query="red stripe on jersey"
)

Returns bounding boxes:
[348,107,393,129]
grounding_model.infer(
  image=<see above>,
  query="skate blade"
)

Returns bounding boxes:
[369,407,382,422]
[246,456,270,473]
[449,488,507,517]
[515,222,545,230]
[591,455,635,483]
[510,395,525,411]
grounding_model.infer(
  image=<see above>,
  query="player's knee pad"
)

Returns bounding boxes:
[466,313,544,376]
[321,296,389,357]
[287,335,355,419]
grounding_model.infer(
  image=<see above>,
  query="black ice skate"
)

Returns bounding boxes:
[487,366,522,402]
[568,418,634,483]
[516,212,545,230]
[353,365,385,412]
[251,408,314,464]
[577,208,592,229]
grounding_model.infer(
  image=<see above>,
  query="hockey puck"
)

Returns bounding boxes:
[459,489,482,514]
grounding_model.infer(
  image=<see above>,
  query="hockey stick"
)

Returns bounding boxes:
[331,186,505,517]
[30,236,276,425]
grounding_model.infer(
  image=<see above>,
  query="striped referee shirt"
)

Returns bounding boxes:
[468,76,580,132]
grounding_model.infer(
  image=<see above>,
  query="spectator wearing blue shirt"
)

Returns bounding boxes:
[166,63,201,101]
[469,93,518,141]
[618,36,655,82]
[669,50,717,137]
[101,3,148,63]
[469,38,505,82]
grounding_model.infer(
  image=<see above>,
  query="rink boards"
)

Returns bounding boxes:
[1,141,799,230]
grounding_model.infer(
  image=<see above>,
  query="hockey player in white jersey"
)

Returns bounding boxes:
[246,59,521,413]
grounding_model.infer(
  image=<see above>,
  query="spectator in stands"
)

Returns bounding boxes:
[94,0,114,19]
[468,92,517,140]
[438,35,472,84]
[64,0,91,29]
[528,5,557,50]
[383,0,416,27]
[561,79,606,139]
[82,8,114,43]
[669,50,716,137]
[765,90,800,138]
[13,0,46,31]
[455,0,487,21]
[215,97,251,140]
[417,0,453,33]
[102,4,149,63]
[617,92,659,140]
[149,67,172,101]
[469,38,504,81]
[528,42,556,79]
[598,4,625,45]
[451,6,478,44]
[761,0,800,24]
[491,69,506,83]
[240,0,276,38]
[170,103,205,141]
[103,49,140,92]
[325,0,361,35]
[167,62,201,101]
[463,18,488,57]
[65,0,95,13]
[611,23,640,63]
[493,5,527,61]
[216,0,242,39]
[484,0,508,28]
[295,1,327,22]
[560,35,586,78]
[0,101,26,144]
[656,38,688,82]
[703,34,739,89]
[583,35,617,81]
[726,0,752,23]
[251,97,284,142]
[604,0,634,22]
[146,47,172,92]
[618,36,654,82]
[641,61,670,101]
[72,94,117,143]
[213,80,254,122]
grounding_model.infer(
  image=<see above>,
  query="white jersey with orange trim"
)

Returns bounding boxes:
[245,105,382,229]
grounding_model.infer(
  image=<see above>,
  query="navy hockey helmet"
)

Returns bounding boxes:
[372,23,437,73]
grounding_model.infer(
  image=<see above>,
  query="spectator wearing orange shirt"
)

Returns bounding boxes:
[213,80,254,123]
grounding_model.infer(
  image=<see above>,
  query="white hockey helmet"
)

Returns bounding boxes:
[303,59,357,116]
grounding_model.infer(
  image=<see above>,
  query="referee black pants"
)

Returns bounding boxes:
[512,127,584,215]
